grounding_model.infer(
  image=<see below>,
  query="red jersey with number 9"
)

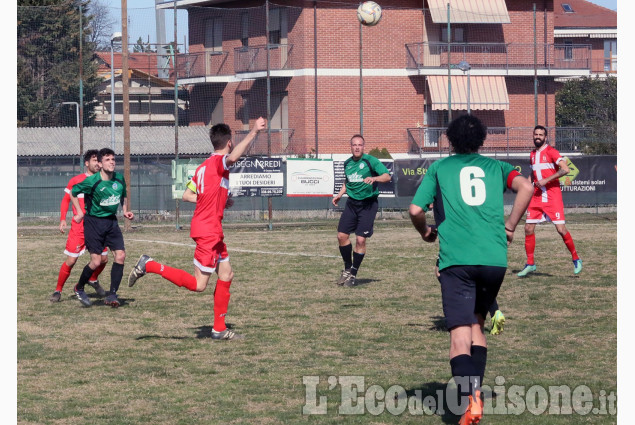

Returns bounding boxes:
[187,154,230,238]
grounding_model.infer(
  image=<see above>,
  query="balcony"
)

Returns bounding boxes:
[406,43,591,74]
[177,51,233,79]
[234,44,294,75]
[235,128,297,155]
[407,126,603,154]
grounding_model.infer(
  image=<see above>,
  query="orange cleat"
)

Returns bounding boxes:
[458,390,483,425]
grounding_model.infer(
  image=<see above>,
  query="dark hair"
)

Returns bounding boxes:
[533,125,547,135]
[445,114,487,154]
[84,149,98,163]
[98,148,115,162]
[210,123,232,150]
[350,134,365,143]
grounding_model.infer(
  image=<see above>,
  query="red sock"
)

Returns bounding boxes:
[56,263,72,292]
[525,233,536,265]
[561,232,579,261]
[89,262,107,282]
[145,260,198,291]
[213,279,232,332]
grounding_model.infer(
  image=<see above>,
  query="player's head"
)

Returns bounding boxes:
[210,123,232,151]
[533,125,547,148]
[350,134,365,159]
[98,148,116,172]
[84,149,100,174]
[446,114,486,154]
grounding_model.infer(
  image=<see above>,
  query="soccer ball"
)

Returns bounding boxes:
[357,1,382,26]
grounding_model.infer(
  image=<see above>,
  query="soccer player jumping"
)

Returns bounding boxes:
[517,125,582,277]
[127,117,266,340]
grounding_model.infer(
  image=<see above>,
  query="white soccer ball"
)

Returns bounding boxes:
[357,1,382,26]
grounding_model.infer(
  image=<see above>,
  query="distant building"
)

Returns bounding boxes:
[93,51,189,126]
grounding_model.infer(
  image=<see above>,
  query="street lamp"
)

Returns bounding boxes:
[110,32,122,152]
[60,102,79,127]
[457,60,471,114]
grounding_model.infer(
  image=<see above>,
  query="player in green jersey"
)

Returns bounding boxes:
[70,148,134,308]
[409,115,533,425]
[332,134,391,287]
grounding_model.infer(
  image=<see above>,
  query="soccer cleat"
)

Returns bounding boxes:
[573,259,583,275]
[104,292,120,308]
[458,390,483,425]
[517,264,537,277]
[49,291,62,303]
[337,269,352,286]
[88,280,106,297]
[128,254,153,287]
[490,310,505,335]
[211,328,244,340]
[73,285,91,307]
[343,273,357,287]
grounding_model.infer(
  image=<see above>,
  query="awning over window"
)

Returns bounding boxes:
[428,0,510,24]
[427,75,509,111]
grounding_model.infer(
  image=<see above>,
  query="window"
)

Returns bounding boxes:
[269,9,281,45]
[440,27,465,43]
[204,18,223,53]
[564,40,573,60]
[604,39,617,72]
[207,97,223,127]
[241,12,249,48]
[562,4,574,13]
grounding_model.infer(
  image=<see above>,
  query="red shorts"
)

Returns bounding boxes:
[193,235,229,273]
[64,224,108,257]
[526,187,566,224]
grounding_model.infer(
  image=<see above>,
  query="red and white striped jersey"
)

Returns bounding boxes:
[187,154,230,238]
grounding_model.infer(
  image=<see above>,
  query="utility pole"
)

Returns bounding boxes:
[122,0,132,231]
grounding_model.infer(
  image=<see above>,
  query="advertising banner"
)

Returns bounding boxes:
[286,158,334,197]
[333,159,395,197]
[229,156,284,197]
[394,159,436,197]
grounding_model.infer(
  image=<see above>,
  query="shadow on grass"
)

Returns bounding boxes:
[344,277,380,287]
[511,269,553,277]
[402,381,462,424]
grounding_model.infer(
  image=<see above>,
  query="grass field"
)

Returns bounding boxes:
[17,213,617,424]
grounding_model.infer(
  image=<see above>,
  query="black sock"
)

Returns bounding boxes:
[77,264,96,291]
[489,299,499,317]
[471,345,488,386]
[110,262,124,294]
[339,244,353,270]
[450,354,480,399]
[350,252,365,276]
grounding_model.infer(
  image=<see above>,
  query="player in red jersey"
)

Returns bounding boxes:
[517,125,582,277]
[50,150,109,302]
[127,117,266,340]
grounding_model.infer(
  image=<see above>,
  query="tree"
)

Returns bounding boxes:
[133,36,153,53]
[556,76,617,154]
[87,0,116,50]
[17,0,101,127]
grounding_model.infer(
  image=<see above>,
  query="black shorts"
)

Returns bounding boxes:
[337,197,379,238]
[83,215,125,254]
[438,265,506,331]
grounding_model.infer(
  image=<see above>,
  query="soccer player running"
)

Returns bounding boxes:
[517,125,582,277]
[70,148,134,307]
[332,134,391,287]
[127,117,266,341]
[409,115,533,425]
[50,150,108,302]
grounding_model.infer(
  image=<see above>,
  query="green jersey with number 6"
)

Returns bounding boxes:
[411,153,516,271]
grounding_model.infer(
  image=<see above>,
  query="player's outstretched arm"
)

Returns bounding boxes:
[226,117,266,166]
[505,175,533,243]
[363,172,391,185]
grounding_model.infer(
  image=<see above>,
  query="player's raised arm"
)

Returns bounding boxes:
[226,117,266,166]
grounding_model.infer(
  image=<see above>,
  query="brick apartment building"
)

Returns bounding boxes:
[156,0,611,155]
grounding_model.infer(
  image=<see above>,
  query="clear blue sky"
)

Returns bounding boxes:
[586,0,617,11]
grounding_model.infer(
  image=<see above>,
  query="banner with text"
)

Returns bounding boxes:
[286,158,334,197]
[333,159,395,197]
[229,156,284,197]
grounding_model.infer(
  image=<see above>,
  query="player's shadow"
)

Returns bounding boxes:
[428,316,447,332]
[65,293,134,308]
[511,269,553,277]
[346,277,379,287]
[193,323,237,339]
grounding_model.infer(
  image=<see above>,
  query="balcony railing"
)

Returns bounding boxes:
[178,51,233,79]
[234,44,294,74]
[590,58,617,74]
[235,128,296,155]
[407,127,606,154]
[406,43,591,71]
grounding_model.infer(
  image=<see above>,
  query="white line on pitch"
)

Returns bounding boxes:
[127,238,340,259]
